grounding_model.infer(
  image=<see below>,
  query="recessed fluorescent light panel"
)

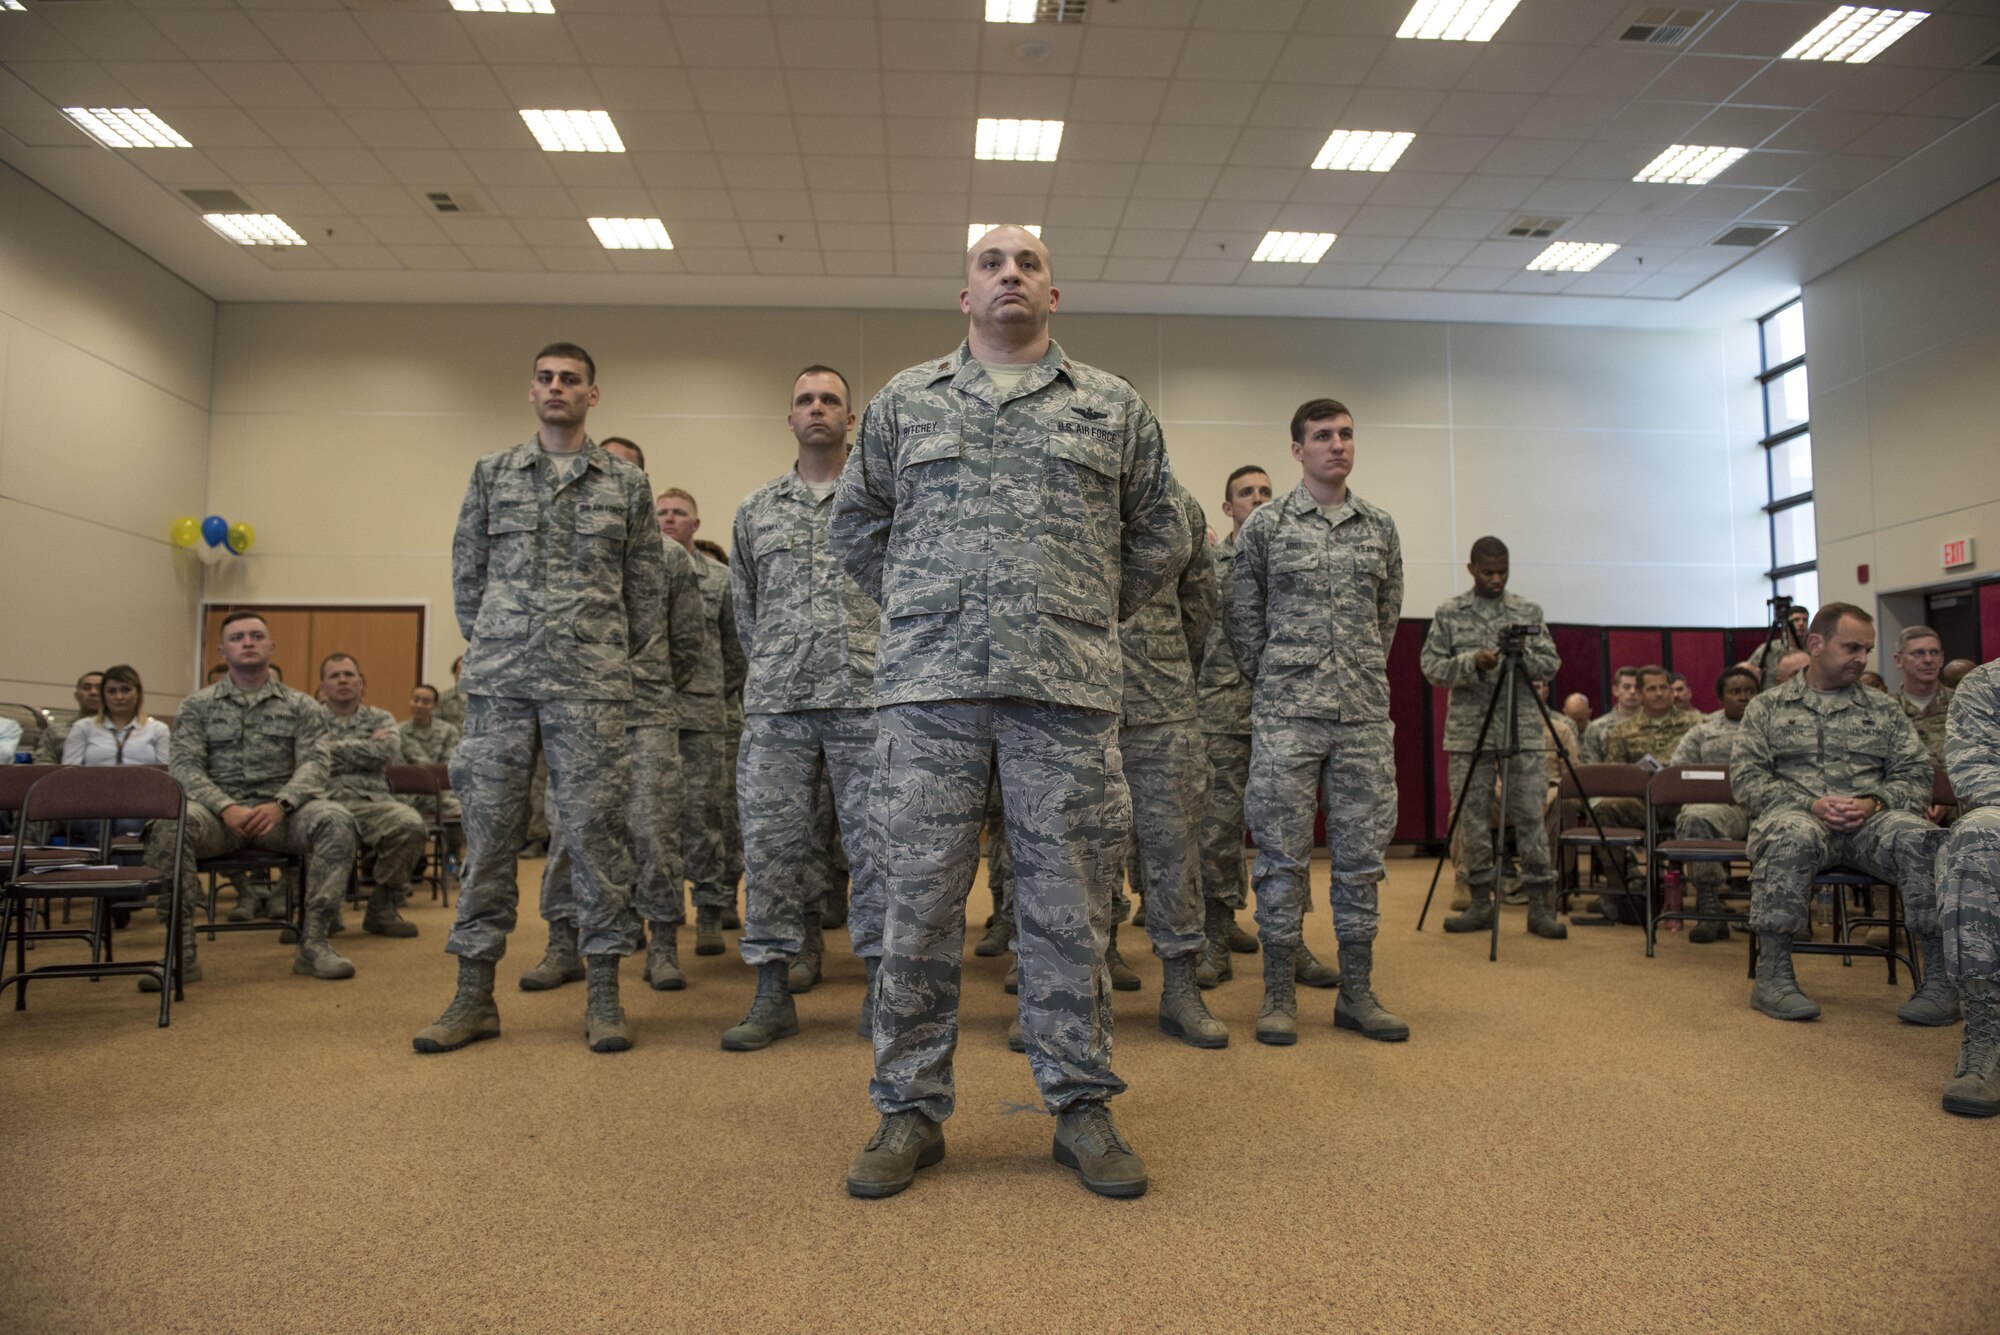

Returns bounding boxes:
[975,118,1064,162]
[452,0,555,10]
[1252,231,1337,263]
[1312,130,1415,172]
[1633,144,1747,184]
[966,223,1043,247]
[520,109,624,153]
[203,213,306,246]
[1525,241,1619,272]
[986,0,1036,18]
[1,2,27,12]
[1783,6,1927,62]
[1396,0,1523,40]
[588,217,673,250]
[63,107,191,149]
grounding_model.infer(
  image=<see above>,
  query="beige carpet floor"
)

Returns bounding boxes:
[2,855,1996,1335]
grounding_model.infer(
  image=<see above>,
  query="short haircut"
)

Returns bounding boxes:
[1716,665,1759,696]
[451,656,463,672]
[693,537,728,563]
[600,436,645,470]
[1669,671,1687,685]
[413,683,439,703]
[218,610,268,636]
[1224,464,1269,498]
[318,652,359,679]
[1636,664,1670,684]
[1614,665,1641,683]
[95,664,144,720]
[795,364,852,404]
[534,342,595,384]
[1896,624,1942,652]
[1290,398,1353,443]
[76,671,104,688]
[1810,602,1872,640]
[657,487,697,515]
[1469,535,1508,564]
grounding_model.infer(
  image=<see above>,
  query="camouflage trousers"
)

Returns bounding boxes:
[738,708,883,965]
[396,792,463,858]
[540,722,684,926]
[811,767,851,908]
[722,729,744,892]
[678,728,732,912]
[869,700,1129,1122]
[342,798,427,895]
[144,800,356,949]
[983,775,1016,935]
[1109,721,1206,959]
[1447,750,1552,891]
[447,696,640,961]
[525,751,550,846]
[1246,715,1396,947]
[1674,802,1747,893]
[1939,807,2000,983]
[1746,808,1944,937]
[1198,732,1251,912]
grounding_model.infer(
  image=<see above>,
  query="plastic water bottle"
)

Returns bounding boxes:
[1663,869,1685,932]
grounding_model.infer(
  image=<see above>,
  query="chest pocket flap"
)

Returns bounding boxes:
[575,508,625,538]
[488,505,536,535]
[1047,431,1119,480]
[904,433,962,466]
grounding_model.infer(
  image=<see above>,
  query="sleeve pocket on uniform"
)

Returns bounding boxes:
[474,609,530,638]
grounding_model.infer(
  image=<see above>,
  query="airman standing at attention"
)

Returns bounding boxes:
[830,225,1182,1199]
[1937,659,2000,1117]
[1231,398,1408,1048]
[415,342,666,1056]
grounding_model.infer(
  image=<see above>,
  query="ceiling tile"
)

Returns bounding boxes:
[1194,0,1305,30]
[563,184,657,216]
[339,109,448,150]
[883,117,970,157]
[661,220,754,250]
[1143,124,1242,164]
[1559,268,1646,296]
[1669,183,1771,219]
[1246,82,1355,129]
[1424,91,1536,137]
[1690,104,1796,147]
[787,70,881,116]
[463,14,582,66]
[1416,207,1510,239]
[546,153,641,188]
[460,149,561,186]
[1286,170,1381,204]
[251,248,336,272]
[1510,93,1624,139]
[1693,1,1823,59]
[815,222,881,250]
[1175,31,1286,82]
[1455,42,1585,96]
[484,186,584,218]
[1640,54,1762,104]
[534,247,616,273]
[1066,120,1157,163]
[1597,99,1711,143]
[654,187,740,219]
[1517,178,1617,212]
[46,13,182,63]
[1337,86,1447,130]
[362,215,449,245]
[1044,196,1130,227]
[1052,159,1139,194]
[1366,39,1484,91]
[1159,80,1262,126]
[155,107,273,148]
[976,73,1074,118]
[1077,29,1189,80]
[293,148,396,186]
[1372,264,1450,289]
[823,251,895,276]
[880,20,980,73]
[1900,70,2000,120]
[1477,136,1580,176]
[1195,199,1281,229]
[719,154,806,190]
[1213,165,1303,201]
[1346,204,1434,234]
[154,12,285,62]
[969,160,1056,193]
[979,23,1087,76]
[330,185,429,217]
[1711,150,1812,188]
[1763,109,1879,153]
[1749,188,1842,224]
[1309,231,1395,261]
[1047,225,1116,257]
[1065,77,1171,125]
[687,69,791,115]
[319,244,399,271]
[1553,48,1676,98]
[879,73,977,118]
[682,248,756,275]
[796,115,887,157]
[1100,258,1175,283]
[249,12,382,64]
[388,246,474,272]
[803,154,888,191]
[350,14,484,66]
[591,67,700,112]
[207,63,326,109]
[245,183,343,215]
[888,192,968,224]
[1124,199,1204,228]
[1395,134,1501,173]
[490,64,599,107]
[463,245,542,271]
[97,61,232,109]
[1172,257,1247,284]
[0,15,87,63]
[1552,139,1649,180]
[888,156,969,192]
[751,248,825,275]
[1273,35,1387,83]
[430,109,535,152]
[244,107,360,148]
[1436,266,1512,292]
[1728,60,1845,110]
[606,250,686,276]
[1114,228,1192,259]
[567,15,683,65]
[1464,238,1540,265]
[1844,115,1959,158]
[1301,260,1382,287]
[892,222,966,249]
[1395,236,1477,266]
[204,147,312,184]
[1445,174,1539,210]
[702,114,797,154]
[1368,172,1462,207]
[436,216,526,247]
[774,17,876,67]
[1227,126,1328,167]
[8,61,139,106]
[1791,153,1897,191]
[376,149,473,187]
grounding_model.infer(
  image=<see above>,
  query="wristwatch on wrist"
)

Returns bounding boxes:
[277,797,297,815]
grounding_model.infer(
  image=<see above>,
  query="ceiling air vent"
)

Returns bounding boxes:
[1617,7,1711,46]
[1712,224,1786,247]
[1502,215,1569,239]
[182,189,253,212]
[424,189,487,215]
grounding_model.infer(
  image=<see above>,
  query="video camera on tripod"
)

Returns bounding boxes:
[1497,623,1543,653]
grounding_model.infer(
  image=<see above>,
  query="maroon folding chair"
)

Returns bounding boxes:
[1555,763,1651,921]
[1645,764,1748,957]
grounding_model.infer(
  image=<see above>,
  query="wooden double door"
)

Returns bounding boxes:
[199,605,427,721]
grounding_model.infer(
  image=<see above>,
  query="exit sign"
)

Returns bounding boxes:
[1942,536,1975,569]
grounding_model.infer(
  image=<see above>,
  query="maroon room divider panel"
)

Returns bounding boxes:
[1982,582,2000,661]
[1670,631,1727,711]
[1549,625,1602,713]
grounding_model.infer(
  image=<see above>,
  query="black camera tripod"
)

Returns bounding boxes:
[1416,626,1618,961]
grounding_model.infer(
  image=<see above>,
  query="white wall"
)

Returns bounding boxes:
[206,301,1769,683]
[1810,180,2000,619]
[0,161,214,717]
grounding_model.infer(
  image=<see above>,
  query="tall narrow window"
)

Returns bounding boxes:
[1758,298,1816,609]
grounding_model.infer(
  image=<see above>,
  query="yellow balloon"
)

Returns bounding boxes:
[170,516,200,548]
[226,521,257,555]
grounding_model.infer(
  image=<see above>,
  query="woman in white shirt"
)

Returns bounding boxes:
[63,665,169,838]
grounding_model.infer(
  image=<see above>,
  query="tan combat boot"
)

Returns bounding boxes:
[583,954,632,1053]
[294,908,356,980]
[645,921,685,991]
[1255,945,1297,1046]
[1333,941,1409,1041]
[362,885,418,939]
[413,958,499,1053]
[519,918,585,991]
[1943,980,1999,1118]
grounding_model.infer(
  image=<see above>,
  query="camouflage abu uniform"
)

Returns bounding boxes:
[435,686,468,731]
[1195,531,1254,916]
[323,703,429,903]
[1667,711,1749,896]
[446,437,666,962]
[830,337,1182,1121]
[1231,483,1404,950]
[1579,708,1634,765]
[540,537,705,927]
[144,680,359,965]
[679,551,748,915]
[398,716,464,837]
[1897,686,1954,769]
[1110,480,1213,960]
[1939,664,2000,983]
[732,466,884,965]
[1595,705,1707,862]
[1733,673,1943,939]
[1419,587,1560,899]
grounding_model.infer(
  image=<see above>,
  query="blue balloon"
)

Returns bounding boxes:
[201,515,228,547]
